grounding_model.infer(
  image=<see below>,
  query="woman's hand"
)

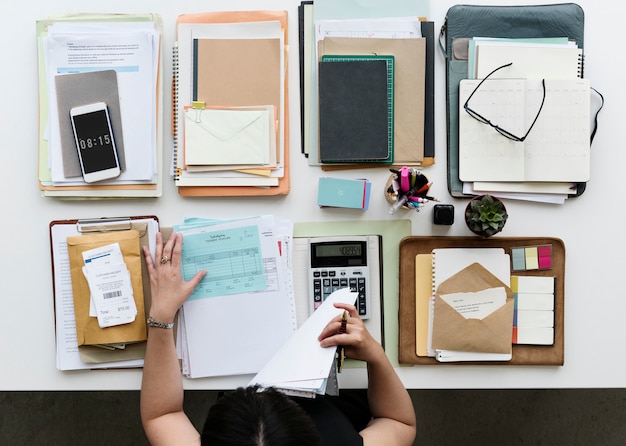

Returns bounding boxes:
[142,231,206,323]
[317,302,384,364]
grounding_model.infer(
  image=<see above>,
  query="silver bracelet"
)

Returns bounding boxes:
[147,316,174,329]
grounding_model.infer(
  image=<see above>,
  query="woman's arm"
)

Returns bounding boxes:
[140,232,206,446]
[319,303,416,446]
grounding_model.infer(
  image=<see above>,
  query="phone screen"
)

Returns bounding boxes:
[71,109,119,174]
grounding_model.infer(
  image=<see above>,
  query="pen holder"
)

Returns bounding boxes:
[384,169,431,214]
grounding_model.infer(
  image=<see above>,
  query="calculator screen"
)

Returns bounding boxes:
[310,241,367,267]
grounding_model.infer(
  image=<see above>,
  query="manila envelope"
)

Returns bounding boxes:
[184,108,270,166]
[66,229,147,348]
[431,262,514,354]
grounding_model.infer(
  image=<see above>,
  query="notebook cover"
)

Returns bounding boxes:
[318,57,392,163]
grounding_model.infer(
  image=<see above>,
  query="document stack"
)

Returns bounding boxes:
[36,14,163,198]
[172,215,298,378]
[299,0,435,169]
[50,216,160,371]
[457,37,591,204]
[171,12,289,196]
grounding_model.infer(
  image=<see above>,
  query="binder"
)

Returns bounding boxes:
[49,216,159,370]
[318,55,394,164]
[440,3,586,197]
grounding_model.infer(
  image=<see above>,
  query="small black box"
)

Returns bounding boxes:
[433,204,454,225]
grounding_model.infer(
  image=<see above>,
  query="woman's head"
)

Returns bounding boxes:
[201,386,320,446]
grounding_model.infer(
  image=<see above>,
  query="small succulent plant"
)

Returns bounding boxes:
[465,195,508,237]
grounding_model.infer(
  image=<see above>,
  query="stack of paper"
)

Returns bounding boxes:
[36,14,163,198]
[249,287,358,397]
[49,217,160,371]
[172,12,289,196]
[458,37,589,204]
[300,0,434,169]
[173,215,298,378]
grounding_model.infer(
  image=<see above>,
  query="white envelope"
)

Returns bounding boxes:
[185,108,270,166]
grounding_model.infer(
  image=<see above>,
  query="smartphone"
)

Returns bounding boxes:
[70,101,121,183]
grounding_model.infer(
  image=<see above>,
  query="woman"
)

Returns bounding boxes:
[140,231,416,446]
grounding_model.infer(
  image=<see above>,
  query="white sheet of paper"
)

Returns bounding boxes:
[440,287,506,320]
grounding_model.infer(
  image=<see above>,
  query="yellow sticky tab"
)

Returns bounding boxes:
[191,101,205,109]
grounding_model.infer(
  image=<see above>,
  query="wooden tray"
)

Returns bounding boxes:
[398,236,565,365]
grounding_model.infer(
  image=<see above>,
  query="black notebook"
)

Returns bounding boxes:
[318,55,394,163]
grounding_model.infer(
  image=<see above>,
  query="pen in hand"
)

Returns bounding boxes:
[337,310,348,373]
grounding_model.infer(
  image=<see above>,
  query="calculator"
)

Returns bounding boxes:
[307,235,380,319]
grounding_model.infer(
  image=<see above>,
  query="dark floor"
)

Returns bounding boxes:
[1,389,625,445]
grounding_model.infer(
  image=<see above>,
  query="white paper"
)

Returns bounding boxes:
[176,216,298,378]
[440,287,506,320]
[249,287,358,393]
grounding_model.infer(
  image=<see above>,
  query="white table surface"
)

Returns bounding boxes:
[1,0,623,390]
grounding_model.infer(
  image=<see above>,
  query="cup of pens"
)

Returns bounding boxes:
[385,166,437,214]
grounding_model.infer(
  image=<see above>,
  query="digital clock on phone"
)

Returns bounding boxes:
[70,101,121,183]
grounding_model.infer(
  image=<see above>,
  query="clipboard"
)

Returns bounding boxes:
[398,236,565,366]
[49,216,158,370]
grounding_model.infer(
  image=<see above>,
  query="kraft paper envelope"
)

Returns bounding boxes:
[319,37,426,164]
[184,108,270,166]
[67,229,147,348]
[431,262,514,354]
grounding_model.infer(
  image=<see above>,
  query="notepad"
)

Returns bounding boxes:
[318,55,394,164]
[459,78,591,182]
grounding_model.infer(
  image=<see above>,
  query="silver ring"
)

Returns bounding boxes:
[160,255,169,264]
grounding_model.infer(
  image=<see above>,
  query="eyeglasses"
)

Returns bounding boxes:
[463,62,546,142]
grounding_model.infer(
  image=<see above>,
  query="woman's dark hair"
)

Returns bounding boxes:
[201,386,320,446]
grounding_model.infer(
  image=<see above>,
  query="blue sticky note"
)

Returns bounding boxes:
[317,177,370,210]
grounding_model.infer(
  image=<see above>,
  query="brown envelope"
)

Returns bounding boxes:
[318,36,426,164]
[67,229,147,347]
[431,262,514,354]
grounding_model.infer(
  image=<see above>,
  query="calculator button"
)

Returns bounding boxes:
[357,277,367,316]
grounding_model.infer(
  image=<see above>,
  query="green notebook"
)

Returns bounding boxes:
[318,55,394,164]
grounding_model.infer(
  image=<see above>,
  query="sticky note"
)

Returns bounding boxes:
[511,248,526,271]
[524,247,539,270]
[537,245,553,269]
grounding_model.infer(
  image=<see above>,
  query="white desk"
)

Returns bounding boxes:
[1,0,624,390]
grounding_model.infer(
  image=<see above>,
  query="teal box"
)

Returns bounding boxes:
[317,177,371,210]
